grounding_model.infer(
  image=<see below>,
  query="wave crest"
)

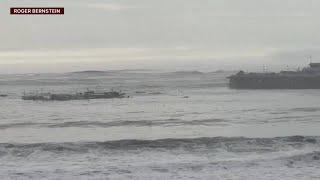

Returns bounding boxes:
[0,136,319,158]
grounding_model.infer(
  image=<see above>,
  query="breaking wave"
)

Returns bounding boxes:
[290,107,320,112]
[0,136,318,157]
[0,118,229,129]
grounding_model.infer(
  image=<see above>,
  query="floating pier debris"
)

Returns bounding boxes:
[22,90,127,101]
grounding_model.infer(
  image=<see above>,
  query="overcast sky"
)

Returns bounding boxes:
[1,0,320,73]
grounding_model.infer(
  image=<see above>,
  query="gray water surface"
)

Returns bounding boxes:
[1,70,320,179]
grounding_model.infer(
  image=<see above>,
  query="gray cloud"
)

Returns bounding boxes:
[1,0,320,72]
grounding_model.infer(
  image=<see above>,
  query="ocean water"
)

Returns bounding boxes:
[0,70,320,179]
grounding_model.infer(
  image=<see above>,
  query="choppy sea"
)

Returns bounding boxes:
[0,70,320,179]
